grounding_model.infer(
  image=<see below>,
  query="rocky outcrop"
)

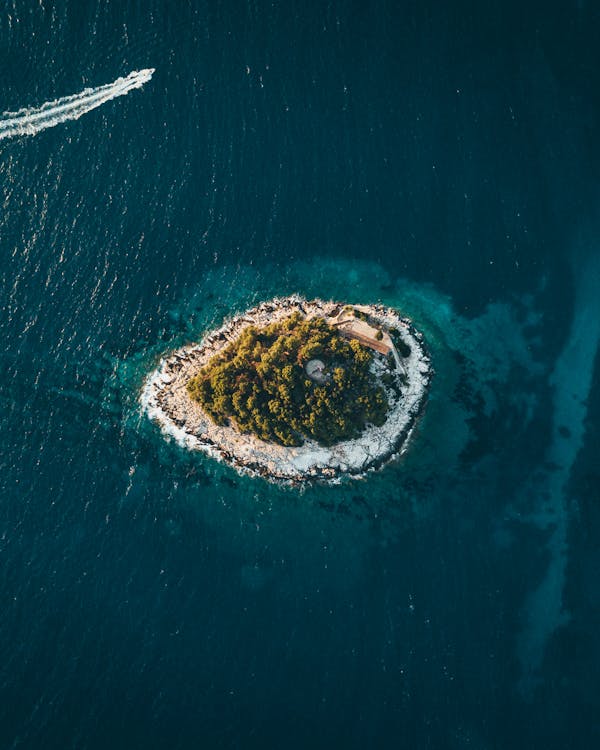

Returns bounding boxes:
[141,296,432,484]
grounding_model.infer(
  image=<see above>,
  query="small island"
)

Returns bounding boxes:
[142,296,432,484]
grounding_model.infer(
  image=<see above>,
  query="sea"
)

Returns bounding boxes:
[1,2,599,748]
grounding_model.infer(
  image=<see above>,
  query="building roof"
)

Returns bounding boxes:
[337,324,393,356]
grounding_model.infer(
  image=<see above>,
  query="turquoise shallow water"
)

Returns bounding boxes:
[1,2,599,748]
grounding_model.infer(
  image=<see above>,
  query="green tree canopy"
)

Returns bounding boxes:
[187,312,388,446]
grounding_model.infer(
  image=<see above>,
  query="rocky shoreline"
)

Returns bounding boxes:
[141,296,432,484]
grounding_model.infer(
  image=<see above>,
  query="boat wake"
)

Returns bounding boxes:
[0,68,154,140]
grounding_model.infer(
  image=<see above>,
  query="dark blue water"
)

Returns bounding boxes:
[1,2,599,748]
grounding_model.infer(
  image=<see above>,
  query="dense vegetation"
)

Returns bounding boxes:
[187,312,388,446]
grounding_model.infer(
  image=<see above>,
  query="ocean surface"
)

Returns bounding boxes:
[1,2,599,748]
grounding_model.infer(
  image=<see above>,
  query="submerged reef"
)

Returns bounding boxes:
[142,296,432,484]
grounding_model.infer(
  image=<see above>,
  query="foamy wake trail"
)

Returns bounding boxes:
[0,68,154,140]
